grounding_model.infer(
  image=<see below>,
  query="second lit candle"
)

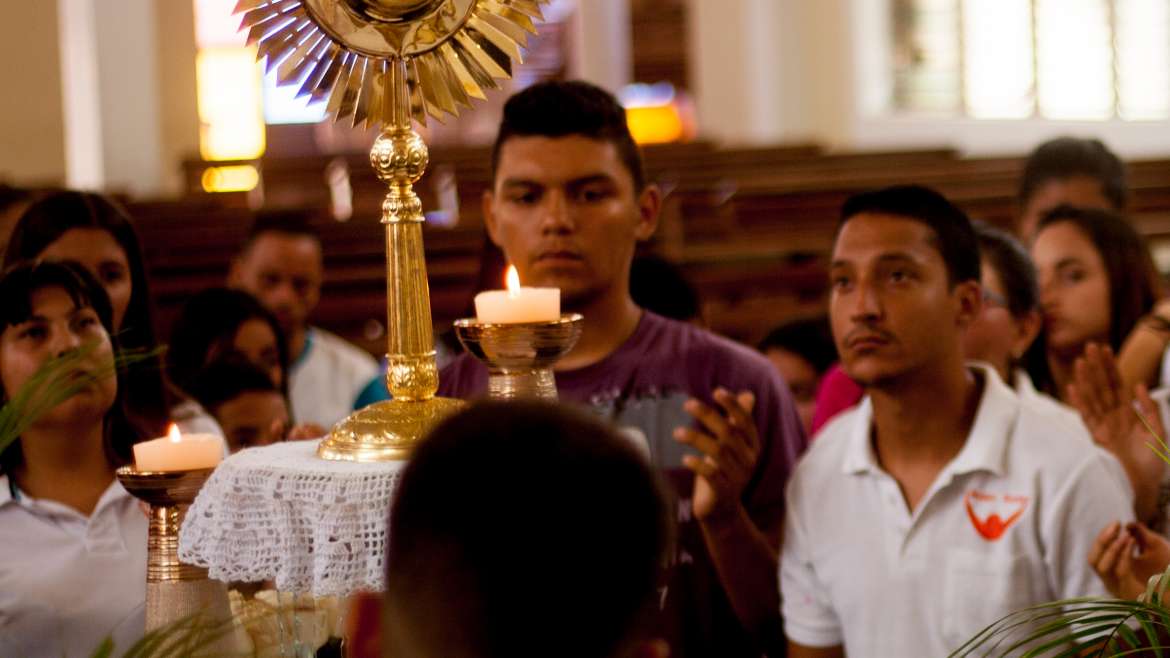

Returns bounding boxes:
[474,265,560,323]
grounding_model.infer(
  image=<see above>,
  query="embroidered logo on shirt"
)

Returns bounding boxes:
[964,490,1029,541]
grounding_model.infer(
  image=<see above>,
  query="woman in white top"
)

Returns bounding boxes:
[4,191,221,438]
[963,222,1079,421]
[0,261,149,656]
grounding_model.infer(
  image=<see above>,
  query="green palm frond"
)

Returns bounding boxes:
[0,341,164,457]
[86,594,344,658]
[954,405,1170,657]
[90,610,245,658]
[950,597,1170,657]
[1137,408,1170,468]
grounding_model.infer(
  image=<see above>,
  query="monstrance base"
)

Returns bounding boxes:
[316,396,466,462]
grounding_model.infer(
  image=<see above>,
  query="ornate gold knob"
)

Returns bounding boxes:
[371,129,429,186]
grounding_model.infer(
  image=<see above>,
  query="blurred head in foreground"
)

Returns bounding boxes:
[350,399,672,658]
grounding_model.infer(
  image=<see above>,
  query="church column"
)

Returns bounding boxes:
[58,0,106,190]
[685,0,853,146]
[568,0,633,93]
[56,0,196,197]
[90,0,165,196]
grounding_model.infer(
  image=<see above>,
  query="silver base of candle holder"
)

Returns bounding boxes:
[453,314,584,401]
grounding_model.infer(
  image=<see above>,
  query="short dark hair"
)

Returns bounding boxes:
[1019,137,1127,210]
[386,400,671,658]
[838,185,981,286]
[491,80,646,192]
[5,190,171,436]
[0,260,143,473]
[167,287,289,403]
[0,185,36,215]
[630,255,701,322]
[240,208,322,256]
[190,357,280,415]
[1036,205,1159,350]
[973,221,1038,319]
[758,316,837,374]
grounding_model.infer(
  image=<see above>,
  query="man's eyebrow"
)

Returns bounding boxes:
[499,173,615,189]
[874,252,924,265]
[565,174,616,187]
[830,251,923,269]
[499,178,542,189]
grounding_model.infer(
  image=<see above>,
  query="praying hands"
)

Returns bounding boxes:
[673,388,782,645]
[1067,343,1168,527]
[1089,521,1170,601]
[675,388,760,522]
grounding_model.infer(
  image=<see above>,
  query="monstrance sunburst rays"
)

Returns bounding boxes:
[234,0,549,130]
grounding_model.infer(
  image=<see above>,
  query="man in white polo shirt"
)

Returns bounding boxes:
[781,186,1133,658]
[230,210,385,429]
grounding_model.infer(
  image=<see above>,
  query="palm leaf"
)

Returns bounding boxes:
[1136,406,1170,468]
[950,597,1170,657]
[85,592,344,657]
[91,610,245,658]
[0,341,165,457]
[955,408,1170,657]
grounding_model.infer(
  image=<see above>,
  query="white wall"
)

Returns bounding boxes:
[568,0,633,93]
[91,0,164,196]
[684,0,1170,157]
[54,0,195,196]
[841,0,1170,157]
[0,2,68,186]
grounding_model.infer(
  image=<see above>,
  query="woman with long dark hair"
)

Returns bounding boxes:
[0,261,149,655]
[1027,204,1161,399]
[4,190,217,436]
[1030,205,1170,532]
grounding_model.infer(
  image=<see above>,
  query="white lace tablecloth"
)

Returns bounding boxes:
[179,439,406,597]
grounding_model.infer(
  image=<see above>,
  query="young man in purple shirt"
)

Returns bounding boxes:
[439,81,808,657]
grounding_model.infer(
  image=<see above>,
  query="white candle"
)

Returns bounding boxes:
[474,265,560,323]
[133,424,224,472]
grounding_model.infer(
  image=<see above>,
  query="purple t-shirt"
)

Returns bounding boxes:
[439,311,808,657]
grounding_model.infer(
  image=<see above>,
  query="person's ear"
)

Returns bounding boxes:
[482,190,503,248]
[1011,309,1043,360]
[345,592,383,658]
[633,184,661,242]
[955,280,983,328]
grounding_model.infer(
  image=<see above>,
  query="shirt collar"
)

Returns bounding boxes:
[841,363,1018,478]
[294,327,315,368]
[841,397,878,475]
[0,474,132,519]
[0,474,15,507]
[1014,369,1040,400]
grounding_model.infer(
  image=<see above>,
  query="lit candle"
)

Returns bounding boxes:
[474,265,560,323]
[133,424,224,472]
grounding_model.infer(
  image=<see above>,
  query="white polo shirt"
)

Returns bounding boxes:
[781,365,1133,657]
[1013,369,1085,428]
[0,475,147,657]
[289,326,381,429]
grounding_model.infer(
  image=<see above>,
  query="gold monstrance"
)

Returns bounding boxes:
[237,0,549,461]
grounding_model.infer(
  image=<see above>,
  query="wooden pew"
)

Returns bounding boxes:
[158,146,1170,349]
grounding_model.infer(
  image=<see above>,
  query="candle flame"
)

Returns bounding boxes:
[505,265,521,298]
[167,423,182,443]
